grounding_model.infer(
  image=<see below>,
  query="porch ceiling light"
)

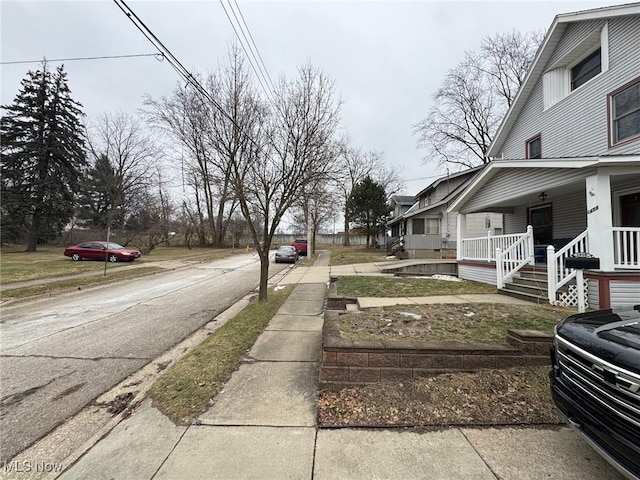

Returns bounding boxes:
[539,192,548,202]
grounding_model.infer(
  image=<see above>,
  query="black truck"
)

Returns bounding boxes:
[550,305,640,480]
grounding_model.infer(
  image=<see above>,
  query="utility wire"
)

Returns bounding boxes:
[0,53,164,65]
[229,0,277,94]
[113,0,267,154]
[218,0,276,105]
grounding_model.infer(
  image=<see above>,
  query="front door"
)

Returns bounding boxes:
[529,204,553,245]
[620,192,640,227]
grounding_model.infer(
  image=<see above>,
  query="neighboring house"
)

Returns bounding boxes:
[449,3,640,309]
[387,167,503,258]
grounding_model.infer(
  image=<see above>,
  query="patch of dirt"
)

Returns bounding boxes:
[97,392,136,416]
[318,366,561,427]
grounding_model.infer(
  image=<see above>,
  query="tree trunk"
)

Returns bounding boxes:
[258,251,270,302]
[26,208,43,252]
[343,215,350,246]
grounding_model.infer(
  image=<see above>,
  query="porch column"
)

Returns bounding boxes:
[456,212,466,261]
[586,170,614,270]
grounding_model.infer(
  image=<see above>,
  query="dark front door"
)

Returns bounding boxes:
[620,192,640,227]
[529,204,553,245]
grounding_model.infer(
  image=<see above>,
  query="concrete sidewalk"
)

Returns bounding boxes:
[57,251,623,480]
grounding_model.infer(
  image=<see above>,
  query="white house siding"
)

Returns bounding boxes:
[504,206,527,234]
[609,280,640,307]
[427,176,469,205]
[497,16,640,160]
[551,192,588,237]
[460,168,593,213]
[458,264,497,286]
[587,279,600,309]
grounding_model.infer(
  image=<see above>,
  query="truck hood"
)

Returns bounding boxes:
[555,306,640,375]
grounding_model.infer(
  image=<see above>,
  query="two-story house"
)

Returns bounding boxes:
[449,3,640,310]
[387,167,503,258]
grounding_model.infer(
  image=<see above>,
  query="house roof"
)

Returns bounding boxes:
[414,165,484,199]
[487,2,640,159]
[390,195,415,206]
[447,155,640,213]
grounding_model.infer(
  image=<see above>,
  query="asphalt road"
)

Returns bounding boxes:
[0,253,287,462]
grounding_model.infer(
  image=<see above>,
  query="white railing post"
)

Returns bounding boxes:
[487,229,492,263]
[526,225,535,265]
[496,248,503,289]
[576,269,586,313]
[547,245,557,304]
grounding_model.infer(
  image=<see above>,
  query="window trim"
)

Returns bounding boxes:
[608,76,640,148]
[525,133,542,159]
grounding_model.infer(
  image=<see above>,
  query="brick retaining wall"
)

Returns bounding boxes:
[320,310,553,386]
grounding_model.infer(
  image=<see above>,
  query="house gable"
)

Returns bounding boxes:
[489,4,640,161]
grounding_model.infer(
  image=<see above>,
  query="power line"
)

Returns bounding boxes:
[218,0,276,105]
[0,53,163,66]
[232,0,277,94]
[113,0,266,154]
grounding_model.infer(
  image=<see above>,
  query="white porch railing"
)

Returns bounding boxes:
[613,227,640,269]
[460,230,531,263]
[496,226,535,289]
[546,230,589,309]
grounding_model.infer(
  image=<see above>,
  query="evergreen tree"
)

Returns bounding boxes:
[1,62,87,250]
[347,176,390,248]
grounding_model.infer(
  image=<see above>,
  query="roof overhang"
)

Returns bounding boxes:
[448,155,640,213]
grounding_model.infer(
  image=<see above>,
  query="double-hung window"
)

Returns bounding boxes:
[610,78,640,146]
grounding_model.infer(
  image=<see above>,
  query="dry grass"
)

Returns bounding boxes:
[329,246,388,266]
[338,303,570,344]
[336,276,496,297]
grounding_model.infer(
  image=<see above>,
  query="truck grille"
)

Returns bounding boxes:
[556,336,640,430]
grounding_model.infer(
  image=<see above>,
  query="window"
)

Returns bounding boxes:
[426,218,440,234]
[412,218,424,234]
[610,78,640,146]
[571,48,601,91]
[526,135,541,159]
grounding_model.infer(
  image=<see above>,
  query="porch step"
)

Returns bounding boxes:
[498,287,549,304]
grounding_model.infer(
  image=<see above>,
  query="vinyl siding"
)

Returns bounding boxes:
[461,168,594,213]
[587,279,600,309]
[501,191,586,237]
[497,16,640,160]
[609,280,640,308]
[551,192,587,237]
[459,265,497,286]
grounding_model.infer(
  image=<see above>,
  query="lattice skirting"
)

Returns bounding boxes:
[553,279,590,307]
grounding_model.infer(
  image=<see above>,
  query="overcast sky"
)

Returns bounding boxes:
[1,0,617,197]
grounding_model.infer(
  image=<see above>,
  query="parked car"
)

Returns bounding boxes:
[550,305,640,480]
[274,245,298,264]
[291,239,307,256]
[64,241,142,263]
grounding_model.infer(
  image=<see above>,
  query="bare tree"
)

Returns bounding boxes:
[230,63,341,301]
[479,29,545,108]
[415,30,542,169]
[83,111,157,231]
[145,71,236,248]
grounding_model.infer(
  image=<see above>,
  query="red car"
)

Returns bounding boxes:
[64,241,141,263]
[291,239,308,256]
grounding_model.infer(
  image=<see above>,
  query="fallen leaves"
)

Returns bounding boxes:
[318,366,561,427]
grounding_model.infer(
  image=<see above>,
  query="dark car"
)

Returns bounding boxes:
[274,245,298,264]
[550,305,640,480]
[64,241,142,263]
[291,239,307,256]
